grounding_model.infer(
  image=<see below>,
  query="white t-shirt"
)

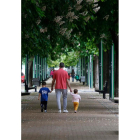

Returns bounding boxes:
[70,92,81,103]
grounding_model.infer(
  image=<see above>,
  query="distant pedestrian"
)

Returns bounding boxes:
[68,73,71,81]
[38,81,52,112]
[71,69,75,82]
[51,62,72,113]
[70,89,81,113]
[50,69,54,78]
[75,74,79,82]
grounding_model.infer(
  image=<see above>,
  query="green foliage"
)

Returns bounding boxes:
[69,0,118,50]
[22,0,118,62]
[63,51,79,67]
[46,51,79,67]
[46,57,60,68]
[22,0,48,58]
[46,53,66,68]
[22,58,26,65]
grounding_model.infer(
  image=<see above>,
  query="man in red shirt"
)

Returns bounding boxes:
[51,62,72,113]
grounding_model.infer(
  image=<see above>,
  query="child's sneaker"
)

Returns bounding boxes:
[58,110,61,113]
[41,108,43,112]
[74,110,77,113]
[44,110,47,113]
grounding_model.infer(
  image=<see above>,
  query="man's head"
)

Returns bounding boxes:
[59,62,64,68]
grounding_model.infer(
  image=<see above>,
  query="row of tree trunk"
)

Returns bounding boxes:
[93,49,118,97]
[24,50,118,97]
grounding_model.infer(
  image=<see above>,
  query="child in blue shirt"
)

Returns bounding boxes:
[38,81,51,112]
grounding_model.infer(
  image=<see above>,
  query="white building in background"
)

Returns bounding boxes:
[21,65,68,75]
[22,65,25,74]
[66,66,77,74]
[54,67,68,72]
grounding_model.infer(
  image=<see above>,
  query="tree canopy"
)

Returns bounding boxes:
[22,0,118,62]
[46,51,80,67]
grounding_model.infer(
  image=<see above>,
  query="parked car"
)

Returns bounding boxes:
[21,72,25,83]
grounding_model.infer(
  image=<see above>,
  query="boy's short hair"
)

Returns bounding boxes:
[59,62,64,68]
[74,89,78,94]
[42,81,46,86]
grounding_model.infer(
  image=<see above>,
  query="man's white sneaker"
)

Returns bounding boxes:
[63,110,68,113]
[58,110,61,113]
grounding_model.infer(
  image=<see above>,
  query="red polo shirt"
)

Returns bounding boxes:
[53,68,69,89]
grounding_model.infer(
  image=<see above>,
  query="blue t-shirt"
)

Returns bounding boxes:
[39,87,50,101]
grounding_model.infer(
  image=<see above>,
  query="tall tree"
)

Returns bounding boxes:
[22,0,118,96]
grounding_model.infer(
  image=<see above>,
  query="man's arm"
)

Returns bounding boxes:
[48,89,52,93]
[66,79,72,92]
[51,79,55,91]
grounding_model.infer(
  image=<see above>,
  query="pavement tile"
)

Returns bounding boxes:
[21,78,118,140]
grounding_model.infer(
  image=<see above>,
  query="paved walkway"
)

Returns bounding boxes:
[21,78,118,140]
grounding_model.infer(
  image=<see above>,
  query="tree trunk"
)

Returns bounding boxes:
[28,57,34,87]
[114,40,119,97]
[93,56,99,89]
[110,30,119,97]
[103,50,110,93]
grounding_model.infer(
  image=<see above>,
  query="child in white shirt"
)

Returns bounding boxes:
[70,89,81,113]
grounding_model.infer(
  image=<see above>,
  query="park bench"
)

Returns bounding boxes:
[75,75,85,85]
[80,76,85,85]
[24,76,50,93]
[25,80,37,92]
[32,78,40,86]
[95,81,108,99]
